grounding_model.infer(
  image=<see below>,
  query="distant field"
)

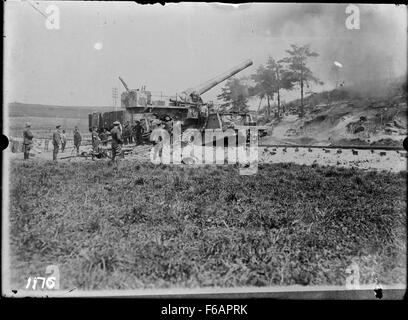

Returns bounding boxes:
[7,102,114,138]
[8,102,113,118]
[9,161,406,290]
[8,117,90,139]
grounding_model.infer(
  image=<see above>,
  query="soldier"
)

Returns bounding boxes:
[61,130,67,153]
[91,127,100,160]
[99,128,108,146]
[110,121,123,164]
[52,125,62,161]
[152,134,164,162]
[127,122,133,144]
[73,126,82,154]
[163,117,173,134]
[123,122,131,145]
[133,120,143,145]
[22,122,34,160]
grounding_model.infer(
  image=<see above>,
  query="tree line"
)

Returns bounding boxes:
[217,44,322,119]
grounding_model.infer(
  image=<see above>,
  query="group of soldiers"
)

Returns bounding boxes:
[91,120,144,147]
[51,125,82,161]
[91,119,146,163]
[90,121,129,164]
[21,117,162,163]
[22,123,82,161]
[121,120,144,145]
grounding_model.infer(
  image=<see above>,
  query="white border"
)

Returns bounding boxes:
[5,284,406,298]
[2,1,407,299]
[2,0,12,297]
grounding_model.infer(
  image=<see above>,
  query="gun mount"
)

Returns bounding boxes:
[119,76,152,109]
[89,59,262,139]
[178,59,253,104]
[186,59,252,96]
[118,59,253,111]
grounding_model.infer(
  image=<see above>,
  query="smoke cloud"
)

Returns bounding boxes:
[247,4,407,96]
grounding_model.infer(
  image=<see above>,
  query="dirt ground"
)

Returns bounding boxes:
[8,142,407,173]
[259,147,407,173]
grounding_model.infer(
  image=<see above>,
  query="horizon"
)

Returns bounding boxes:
[9,71,407,110]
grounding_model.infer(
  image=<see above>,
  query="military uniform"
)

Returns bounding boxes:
[99,130,108,146]
[91,129,100,159]
[73,128,82,154]
[110,123,123,163]
[133,122,143,145]
[91,130,100,149]
[23,125,34,160]
[61,132,67,153]
[123,124,131,145]
[52,127,61,161]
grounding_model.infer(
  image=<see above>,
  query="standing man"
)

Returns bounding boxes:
[99,128,108,146]
[164,117,173,135]
[61,130,67,153]
[123,122,130,145]
[110,121,123,165]
[73,126,82,155]
[53,125,62,161]
[91,127,100,160]
[22,122,34,160]
[133,120,143,146]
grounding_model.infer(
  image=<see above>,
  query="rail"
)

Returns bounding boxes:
[259,144,405,151]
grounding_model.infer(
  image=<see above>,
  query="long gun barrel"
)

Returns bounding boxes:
[184,59,253,96]
[119,76,130,92]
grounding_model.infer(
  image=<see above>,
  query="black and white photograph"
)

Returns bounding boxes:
[2,2,407,300]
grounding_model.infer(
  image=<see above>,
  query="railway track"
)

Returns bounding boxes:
[258,142,407,172]
[259,144,407,162]
[259,143,405,151]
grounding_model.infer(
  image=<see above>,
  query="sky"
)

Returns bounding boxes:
[4,2,407,109]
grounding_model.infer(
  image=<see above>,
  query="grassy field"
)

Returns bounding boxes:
[8,161,406,290]
[8,102,111,118]
[8,117,89,139]
[7,102,113,139]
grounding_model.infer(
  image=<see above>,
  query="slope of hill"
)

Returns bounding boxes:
[6,103,115,138]
[8,102,113,119]
[261,78,407,146]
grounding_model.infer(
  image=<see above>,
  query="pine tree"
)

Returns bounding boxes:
[280,44,322,117]
[217,78,249,113]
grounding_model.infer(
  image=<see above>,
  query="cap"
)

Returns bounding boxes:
[113,121,120,125]
[56,125,61,128]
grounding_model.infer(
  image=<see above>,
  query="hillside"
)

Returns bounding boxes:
[260,78,407,146]
[7,103,115,138]
[8,102,113,119]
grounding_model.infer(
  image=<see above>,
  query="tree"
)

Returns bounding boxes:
[280,44,322,117]
[217,78,249,113]
[251,65,273,119]
[267,57,296,117]
[251,56,294,119]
